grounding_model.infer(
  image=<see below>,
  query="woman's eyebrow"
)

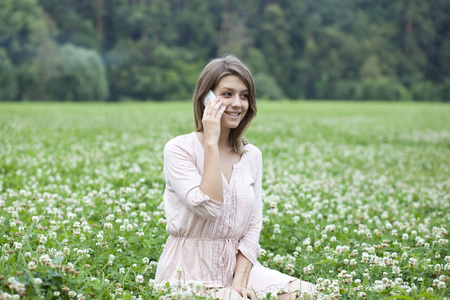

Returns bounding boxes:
[218,87,249,92]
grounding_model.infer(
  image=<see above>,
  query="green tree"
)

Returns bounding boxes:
[259,4,294,98]
[0,0,57,100]
[0,48,17,100]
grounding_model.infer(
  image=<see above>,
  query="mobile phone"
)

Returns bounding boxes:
[203,90,216,106]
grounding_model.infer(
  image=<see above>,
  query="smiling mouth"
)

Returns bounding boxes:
[225,112,240,116]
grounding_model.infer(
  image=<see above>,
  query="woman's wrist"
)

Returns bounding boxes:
[203,141,219,150]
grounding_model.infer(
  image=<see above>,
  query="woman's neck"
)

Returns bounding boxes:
[218,127,231,150]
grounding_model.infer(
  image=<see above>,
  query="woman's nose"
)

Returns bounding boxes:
[230,95,242,107]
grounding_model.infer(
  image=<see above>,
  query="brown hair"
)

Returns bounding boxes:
[193,55,257,154]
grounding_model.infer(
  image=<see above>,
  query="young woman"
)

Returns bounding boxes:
[155,55,316,299]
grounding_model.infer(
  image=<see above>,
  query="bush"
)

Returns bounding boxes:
[410,81,441,101]
[358,77,411,101]
[48,44,109,101]
[106,42,202,101]
[440,77,450,102]
[254,73,285,100]
[334,80,358,100]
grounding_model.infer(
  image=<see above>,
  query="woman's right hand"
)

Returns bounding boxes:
[202,96,225,146]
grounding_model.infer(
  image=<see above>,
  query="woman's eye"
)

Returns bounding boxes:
[240,94,249,99]
[222,92,231,97]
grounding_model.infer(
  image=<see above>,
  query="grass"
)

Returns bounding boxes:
[0,101,449,299]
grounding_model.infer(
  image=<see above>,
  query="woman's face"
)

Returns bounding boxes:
[212,75,249,129]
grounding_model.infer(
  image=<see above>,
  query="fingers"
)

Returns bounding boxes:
[238,288,255,300]
[204,96,224,118]
[248,290,256,300]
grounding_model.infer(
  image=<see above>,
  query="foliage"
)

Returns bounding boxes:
[47,44,109,101]
[1,0,450,101]
[0,48,17,100]
[0,0,57,100]
[0,101,449,299]
[253,73,285,100]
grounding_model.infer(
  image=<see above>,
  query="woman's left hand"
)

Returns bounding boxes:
[233,285,256,300]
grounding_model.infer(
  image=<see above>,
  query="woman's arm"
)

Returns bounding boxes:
[237,149,263,264]
[199,97,225,203]
[232,251,255,300]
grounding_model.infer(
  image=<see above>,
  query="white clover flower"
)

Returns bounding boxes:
[148,279,156,288]
[54,291,60,296]
[68,290,77,297]
[39,254,51,265]
[32,216,40,223]
[402,233,409,240]
[273,254,283,265]
[135,275,144,284]
[409,257,417,268]
[28,261,37,271]
[34,278,43,285]
[303,265,312,275]
[153,283,164,292]
[142,257,149,264]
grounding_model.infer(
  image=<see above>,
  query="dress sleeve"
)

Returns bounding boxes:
[237,151,263,265]
[164,139,223,220]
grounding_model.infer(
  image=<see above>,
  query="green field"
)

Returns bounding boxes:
[1,102,449,299]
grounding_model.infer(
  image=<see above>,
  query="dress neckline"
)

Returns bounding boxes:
[192,131,245,186]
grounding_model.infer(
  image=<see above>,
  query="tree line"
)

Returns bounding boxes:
[1,0,449,101]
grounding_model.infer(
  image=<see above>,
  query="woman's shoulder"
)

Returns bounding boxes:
[244,141,261,154]
[164,132,198,155]
[244,142,262,161]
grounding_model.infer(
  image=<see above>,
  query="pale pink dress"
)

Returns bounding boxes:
[155,132,315,297]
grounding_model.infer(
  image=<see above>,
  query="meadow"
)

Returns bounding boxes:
[0,101,449,300]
